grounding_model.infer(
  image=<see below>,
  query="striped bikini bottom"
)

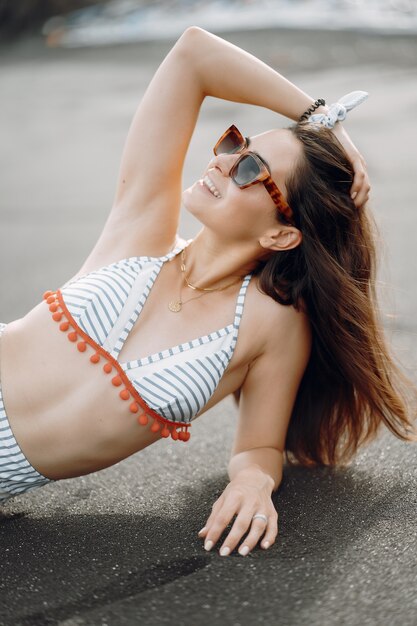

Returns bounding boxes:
[0,323,52,503]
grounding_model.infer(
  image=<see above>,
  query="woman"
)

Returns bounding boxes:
[0,27,416,559]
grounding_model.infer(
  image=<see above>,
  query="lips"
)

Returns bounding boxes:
[202,174,221,198]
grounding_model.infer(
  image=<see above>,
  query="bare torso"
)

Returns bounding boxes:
[0,247,269,481]
[0,29,314,487]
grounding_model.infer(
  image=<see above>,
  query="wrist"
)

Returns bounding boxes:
[315,104,329,117]
[230,465,275,494]
[302,91,369,129]
[228,447,283,493]
[298,98,327,122]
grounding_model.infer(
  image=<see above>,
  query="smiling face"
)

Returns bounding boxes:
[182,127,303,247]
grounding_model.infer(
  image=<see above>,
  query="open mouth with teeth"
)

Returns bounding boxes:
[202,175,221,198]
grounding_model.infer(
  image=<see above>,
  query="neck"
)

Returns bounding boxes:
[181,229,263,289]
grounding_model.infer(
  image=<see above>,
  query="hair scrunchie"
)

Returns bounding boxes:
[308,91,369,129]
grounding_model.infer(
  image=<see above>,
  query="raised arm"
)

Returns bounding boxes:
[79,26,368,274]
[112,26,328,222]
[191,27,369,207]
[112,25,329,234]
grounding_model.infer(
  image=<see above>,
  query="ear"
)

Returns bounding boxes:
[259,226,302,252]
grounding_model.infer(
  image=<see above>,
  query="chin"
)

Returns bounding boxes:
[182,182,230,234]
[182,183,206,219]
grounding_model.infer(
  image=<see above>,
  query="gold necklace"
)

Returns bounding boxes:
[168,290,211,313]
[168,248,242,313]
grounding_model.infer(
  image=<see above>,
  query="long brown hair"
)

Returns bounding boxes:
[254,123,417,466]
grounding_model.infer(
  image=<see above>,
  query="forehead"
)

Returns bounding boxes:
[249,128,301,182]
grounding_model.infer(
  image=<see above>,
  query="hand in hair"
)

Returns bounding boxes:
[331,122,370,209]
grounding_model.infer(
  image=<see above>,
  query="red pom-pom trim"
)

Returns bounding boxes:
[46,288,192,443]
[150,419,161,432]
[161,424,170,438]
[119,389,130,401]
[138,413,148,425]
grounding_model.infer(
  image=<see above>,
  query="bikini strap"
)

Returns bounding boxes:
[159,237,191,263]
[106,237,191,358]
[233,273,253,331]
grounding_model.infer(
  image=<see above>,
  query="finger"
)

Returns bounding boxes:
[217,508,253,556]
[354,180,371,209]
[260,512,279,550]
[351,173,371,209]
[236,511,278,556]
[197,496,225,537]
[202,504,240,551]
[350,153,370,207]
[353,183,370,209]
[350,167,365,201]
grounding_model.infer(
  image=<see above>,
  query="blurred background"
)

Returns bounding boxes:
[1,0,416,355]
[1,0,417,42]
[1,3,417,625]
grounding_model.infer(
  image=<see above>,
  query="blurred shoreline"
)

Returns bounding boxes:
[1,25,416,77]
[41,0,417,50]
[1,0,417,53]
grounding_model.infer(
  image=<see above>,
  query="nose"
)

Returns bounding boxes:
[207,153,240,177]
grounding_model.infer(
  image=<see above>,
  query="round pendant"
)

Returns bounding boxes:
[168,300,182,313]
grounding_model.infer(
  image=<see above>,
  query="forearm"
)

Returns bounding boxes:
[187,26,327,121]
[228,447,284,494]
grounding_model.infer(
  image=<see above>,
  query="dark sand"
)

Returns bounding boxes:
[1,27,416,626]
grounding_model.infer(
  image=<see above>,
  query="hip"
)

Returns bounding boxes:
[0,323,52,503]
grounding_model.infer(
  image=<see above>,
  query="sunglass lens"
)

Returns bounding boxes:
[233,154,261,185]
[216,128,245,154]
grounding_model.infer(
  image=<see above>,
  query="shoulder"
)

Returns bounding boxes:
[234,280,312,454]
[66,234,189,285]
[245,276,312,362]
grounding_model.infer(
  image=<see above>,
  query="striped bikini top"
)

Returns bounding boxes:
[43,238,252,443]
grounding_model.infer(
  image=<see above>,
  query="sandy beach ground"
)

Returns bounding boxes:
[0,26,416,626]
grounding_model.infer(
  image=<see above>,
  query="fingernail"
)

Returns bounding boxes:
[198,526,207,535]
[204,540,213,551]
[220,546,230,557]
[239,545,250,556]
[262,541,270,549]
[351,191,357,199]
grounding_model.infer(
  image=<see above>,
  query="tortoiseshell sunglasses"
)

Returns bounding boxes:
[213,124,294,224]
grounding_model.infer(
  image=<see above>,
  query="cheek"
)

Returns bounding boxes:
[182,181,272,238]
[220,187,274,239]
[228,185,270,223]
